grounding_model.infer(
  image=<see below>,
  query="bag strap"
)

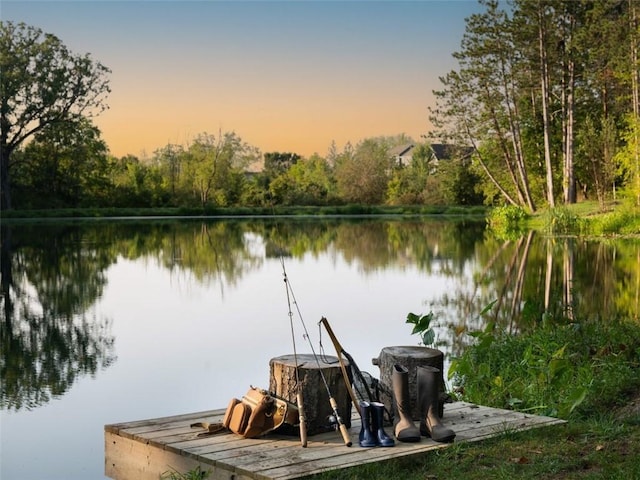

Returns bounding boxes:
[190,421,228,437]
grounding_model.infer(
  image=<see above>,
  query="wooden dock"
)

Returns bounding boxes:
[105,401,566,480]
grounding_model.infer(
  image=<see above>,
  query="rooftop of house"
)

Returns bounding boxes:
[389,143,415,157]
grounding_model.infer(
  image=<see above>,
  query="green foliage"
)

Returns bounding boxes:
[269,154,335,206]
[335,138,391,204]
[429,0,637,212]
[585,206,640,235]
[437,155,484,206]
[1,21,111,210]
[386,142,434,205]
[450,314,640,420]
[615,114,640,204]
[13,118,110,209]
[486,205,528,238]
[542,207,582,235]
[406,312,436,347]
[160,466,211,480]
[576,115,618,209]
[263,152,300,177]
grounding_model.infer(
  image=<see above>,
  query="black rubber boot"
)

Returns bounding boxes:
[417,365,455,443]
[370,401,394,447]
[358,401,378,447]
[392,364,421,442]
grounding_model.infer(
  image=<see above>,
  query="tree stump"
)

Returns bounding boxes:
[269,354,352,435]
[372,346,446,420]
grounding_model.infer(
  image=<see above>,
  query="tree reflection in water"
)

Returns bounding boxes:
[2,218,640,411]
[1,224,116,411]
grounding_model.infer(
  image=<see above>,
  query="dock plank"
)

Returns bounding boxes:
[105,402,566,480]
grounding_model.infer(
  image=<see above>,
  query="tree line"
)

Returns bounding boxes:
[430,0,640,211]
[3,0,640,212]
[0,20,481,211]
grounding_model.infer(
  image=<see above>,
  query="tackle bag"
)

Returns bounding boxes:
[192,386,299,439]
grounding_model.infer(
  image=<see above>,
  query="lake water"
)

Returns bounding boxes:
[1,216,638,479]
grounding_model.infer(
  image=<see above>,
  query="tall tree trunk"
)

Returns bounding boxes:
[482,83,529,207]
[630,0,640,205]
[538,4,556,207]
[501,56,536,211]
[560,3,578,205]
[563,55,576,204]
[0,144,13,210]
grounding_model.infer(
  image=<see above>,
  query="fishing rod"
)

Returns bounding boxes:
[271,199,307,448]
[281,258,307,448]
[280,264,352,447]
[319,317,362,417]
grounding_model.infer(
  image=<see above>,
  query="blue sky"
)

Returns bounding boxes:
[2,1,484,158]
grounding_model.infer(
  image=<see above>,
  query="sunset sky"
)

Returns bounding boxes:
[3,0,483,159]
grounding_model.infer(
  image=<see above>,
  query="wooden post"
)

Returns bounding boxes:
[269,354,352,436]
[372,346,446,420]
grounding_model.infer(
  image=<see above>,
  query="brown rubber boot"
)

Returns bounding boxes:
[417,365,455,443]
[392,364,421,442]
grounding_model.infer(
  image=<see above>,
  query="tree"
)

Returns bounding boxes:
[0,21,111,210]
[615,115,640,202]
[182,131,259,208]
[263,152,300,177]
[14,117,109,208]
[430,0,536,211]
[269,153,335,205]
[431,0,638,210]
[153,143,184,204]
[386,143,434,205]
[335,138,391,204]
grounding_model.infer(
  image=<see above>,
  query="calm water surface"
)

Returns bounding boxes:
[1,217,639,479]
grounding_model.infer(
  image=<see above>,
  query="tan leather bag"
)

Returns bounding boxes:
[222,386,299,438]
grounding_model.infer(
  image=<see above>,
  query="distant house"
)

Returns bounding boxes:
[429,144,474,165]
[245,158,264,176]
[389,143,415,167]
[389,143,473,169]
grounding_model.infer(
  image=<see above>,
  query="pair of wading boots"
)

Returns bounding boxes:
[358,401,395,447]
[392,364,456,443]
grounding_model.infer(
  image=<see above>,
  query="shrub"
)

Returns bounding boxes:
[449,316,640,419]
[486,205,528,238]
[542,207,582,235]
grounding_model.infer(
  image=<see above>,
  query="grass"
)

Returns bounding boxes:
[301,414,640,480]
[525,199,640,235]
[160,466,212,479]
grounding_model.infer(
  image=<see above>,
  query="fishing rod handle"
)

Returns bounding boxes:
[338,423,352,447]
[329,397,352,447]
[296,392,308,447]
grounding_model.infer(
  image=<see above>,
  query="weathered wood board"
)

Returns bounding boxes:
[105,402,566,480]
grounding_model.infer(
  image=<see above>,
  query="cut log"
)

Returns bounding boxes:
[372,346,446,420]
[269,354,352,436]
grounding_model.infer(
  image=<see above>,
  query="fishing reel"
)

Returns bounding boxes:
[326,413,344,430]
